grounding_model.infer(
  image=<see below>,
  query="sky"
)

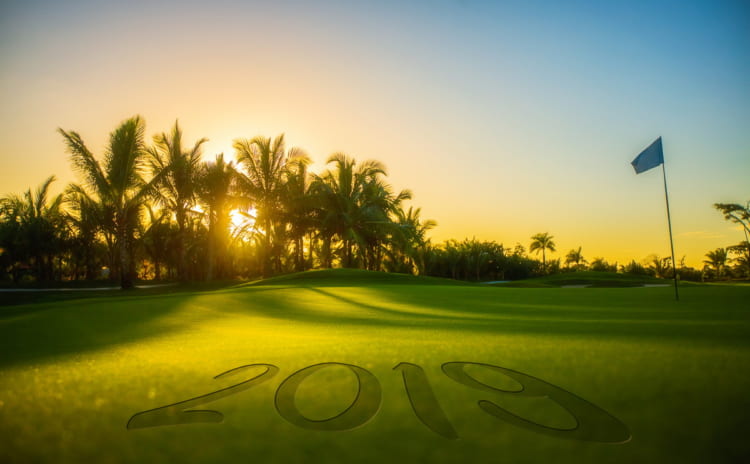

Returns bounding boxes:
[1,0,748,267]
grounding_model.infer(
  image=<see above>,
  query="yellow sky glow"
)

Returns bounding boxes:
[1,1,747,269]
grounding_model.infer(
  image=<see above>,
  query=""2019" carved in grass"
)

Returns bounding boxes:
[126,362,630,443]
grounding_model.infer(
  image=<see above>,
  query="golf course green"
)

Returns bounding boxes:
[1,270,748,463]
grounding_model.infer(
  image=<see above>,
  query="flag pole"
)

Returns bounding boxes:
[661,158,679,301]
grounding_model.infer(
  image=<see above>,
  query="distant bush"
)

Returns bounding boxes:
[590,257,617,273]
[621,260,649,276]
[422,239,539,281]
[677,266,702,282]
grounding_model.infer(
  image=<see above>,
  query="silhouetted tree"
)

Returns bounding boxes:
[644,254,671,278]
[0,176,67,281]
[714,202,750,236]
[147,121,207,281]
[311,153,399,269]
[197,154,242,280]
[235,134,305,276]
[59,116,163,289]
[530,232,556,272]
[704,248,729,279]
[564,246,586,270]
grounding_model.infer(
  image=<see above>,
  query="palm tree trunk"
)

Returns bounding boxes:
[118,218,135,290]
[294,236,303,272]
[262,217,272,277]
[322,235,332,268]
[85,244,96,280]
[343,238,353,268]
[176,209,187,281]
[105,233,118,281]
[119,238,134,289]
[307,233,314,268]
[206,233,215,281]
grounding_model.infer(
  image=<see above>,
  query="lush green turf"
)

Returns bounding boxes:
[497,270,672,287]
[1,270,749,463]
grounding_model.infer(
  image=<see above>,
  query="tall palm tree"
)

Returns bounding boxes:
[530,232,556,272]
[359,177,412,270]
[311,153,390,268]
[704,248,729,279]
[147,121,207,281]
[196,154,241,280]
[59,116,161,289]
[234,134,306,276]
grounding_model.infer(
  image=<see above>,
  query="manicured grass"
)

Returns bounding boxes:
[498,270,671,287]
[1,270,748,463]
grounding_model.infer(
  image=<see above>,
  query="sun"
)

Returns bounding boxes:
[230,207,257,235]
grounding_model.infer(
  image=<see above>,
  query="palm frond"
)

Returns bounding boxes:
[58,128,110,198]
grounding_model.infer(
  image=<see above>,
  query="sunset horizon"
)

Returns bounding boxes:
[2,1,748,270]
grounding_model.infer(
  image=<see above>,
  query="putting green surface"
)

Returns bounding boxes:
[1,270,749,463]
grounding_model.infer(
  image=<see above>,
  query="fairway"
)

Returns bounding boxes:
[1,270,749,463]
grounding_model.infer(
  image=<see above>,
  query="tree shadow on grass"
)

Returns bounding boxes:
[369,284,750,345]
[0,288,223,369]
[2,283,749,370]
[224,285,750,347]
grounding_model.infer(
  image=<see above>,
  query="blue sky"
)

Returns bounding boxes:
[1,0,748,266]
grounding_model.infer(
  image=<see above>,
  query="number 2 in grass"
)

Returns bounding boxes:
[126,364,278,429]
[441,362,631,444]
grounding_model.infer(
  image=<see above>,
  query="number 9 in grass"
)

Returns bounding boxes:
[274,362,382,431]
[441,362,631,443]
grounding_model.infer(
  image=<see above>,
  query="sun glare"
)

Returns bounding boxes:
[230,207,257,236]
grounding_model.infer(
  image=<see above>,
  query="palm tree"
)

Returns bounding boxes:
[714,202,750,278]
[234,134,306,276]
[359,178,412,270]
[645,254,671,278]
[727,241,750,278]
[0,176,66,281]
[59,116,161,289]
[281,155,314,272]
[311,153,393,268]
[714,202,750,236]
[529,232,556,272]
[64,183,104,280]
[147,121,207,281]
[196,154,241,280]
[704,248,729,279]
[565,246,586,270]
[140,205,173,281]
[387,206,436,274]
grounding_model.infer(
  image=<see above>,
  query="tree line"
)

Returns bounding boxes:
[1,116,748,287]
[1,116,440,288]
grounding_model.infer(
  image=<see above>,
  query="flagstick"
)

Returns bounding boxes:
[661,161,679,301]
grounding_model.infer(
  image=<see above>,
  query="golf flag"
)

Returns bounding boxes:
[631,135,679,300]
[631,137,664,174]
